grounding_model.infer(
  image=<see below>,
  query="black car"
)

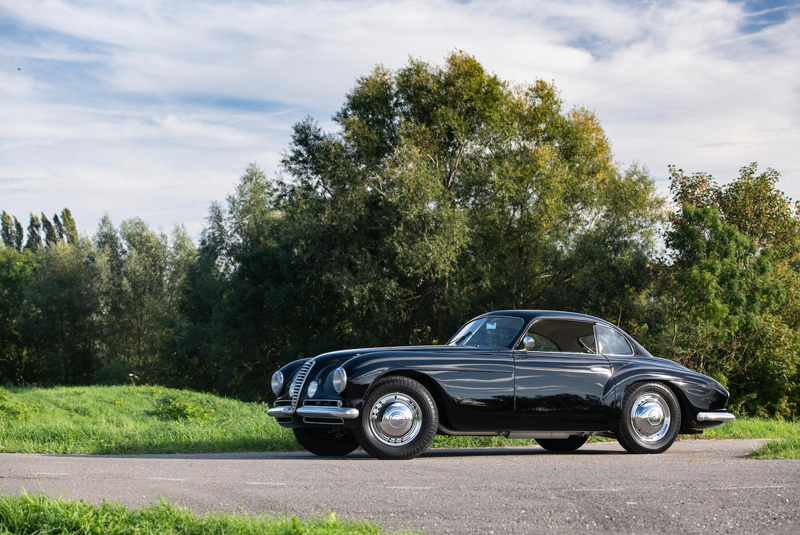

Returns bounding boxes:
[268,310,735,459]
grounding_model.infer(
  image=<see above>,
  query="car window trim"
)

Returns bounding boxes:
[594,323,634,356]
[515,317,600,355]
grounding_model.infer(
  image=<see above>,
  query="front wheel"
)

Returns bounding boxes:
[293,427,359,456]
[536,435,588,452]
[354,376,438,460]
[616,382,681,454]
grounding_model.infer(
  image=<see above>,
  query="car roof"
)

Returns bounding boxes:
[477,310,610,325]
[475,309,651,356]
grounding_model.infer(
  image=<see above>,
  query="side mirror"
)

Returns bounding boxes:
[522,336,535,351]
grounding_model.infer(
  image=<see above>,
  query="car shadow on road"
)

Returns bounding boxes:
[42,445,624,461]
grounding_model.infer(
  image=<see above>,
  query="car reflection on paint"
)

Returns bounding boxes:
[268,310,735,460]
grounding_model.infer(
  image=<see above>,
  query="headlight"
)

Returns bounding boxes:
[332,367,347,393]
[307,380,318,398]
[271,371,284,395]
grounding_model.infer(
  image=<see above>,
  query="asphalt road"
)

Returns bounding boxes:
[1,440,798,534]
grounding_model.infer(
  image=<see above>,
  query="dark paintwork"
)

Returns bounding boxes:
[271,310,731,435]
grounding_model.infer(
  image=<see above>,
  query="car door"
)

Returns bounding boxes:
[513,319,613,431]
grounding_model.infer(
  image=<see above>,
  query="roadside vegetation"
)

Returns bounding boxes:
[1,385,796,458]
[0,492,399,535]
[0,385,298,454]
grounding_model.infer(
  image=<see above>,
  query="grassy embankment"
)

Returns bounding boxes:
[0,491,402,535]
[0,386,797,458]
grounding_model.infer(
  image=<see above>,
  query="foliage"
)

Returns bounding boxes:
[0,386,298,454]
[641,164,800,416]
[0,54,798,418]
[154,393,214,422]
[0,387,38,419]
[0,492,396,535]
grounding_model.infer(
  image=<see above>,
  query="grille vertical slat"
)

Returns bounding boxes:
[290,359,315,410]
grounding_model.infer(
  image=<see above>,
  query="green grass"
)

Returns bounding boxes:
[1,385,797,458]
[687,417,800,459]
[0,385,302,454]
[0,492,402,535]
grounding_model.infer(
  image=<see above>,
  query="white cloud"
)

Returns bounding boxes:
[0,0,798,237]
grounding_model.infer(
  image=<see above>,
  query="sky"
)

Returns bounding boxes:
[1,0,798,239]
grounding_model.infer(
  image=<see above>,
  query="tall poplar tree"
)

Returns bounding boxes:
[24,214,42,252]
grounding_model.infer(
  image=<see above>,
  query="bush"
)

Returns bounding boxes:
[154,393,214,422]
[0,388,38,420]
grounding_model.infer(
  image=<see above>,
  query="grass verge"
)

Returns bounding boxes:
[0,492,400,535]
[2,386,796,458]
[0,385,301,455]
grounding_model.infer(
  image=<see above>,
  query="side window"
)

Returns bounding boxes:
[596,325,633,355]
[522,320,597,353]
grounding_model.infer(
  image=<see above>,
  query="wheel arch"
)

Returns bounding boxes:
[370,369,452,430]
[619,378,690,430]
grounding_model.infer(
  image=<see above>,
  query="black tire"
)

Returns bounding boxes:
[536,435,588,452]
[616,382,681,454]
[354,376,438,460]
[293,427,359,456]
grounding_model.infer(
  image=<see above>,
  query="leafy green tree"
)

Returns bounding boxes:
[280,52,662,348]
[13,217,23,252]
[0,247,35,384]
[24,214,42,252]
[1,211,13,248]
[60,208,79,245]
[652,164,800,416]
[41,213,57,248]
[17,240,103,384]
[53,214,66,242]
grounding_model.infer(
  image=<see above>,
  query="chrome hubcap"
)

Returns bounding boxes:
[369,393,422,446]
[630,393,671,443]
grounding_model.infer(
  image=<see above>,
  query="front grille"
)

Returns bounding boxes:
[290,359,315,410]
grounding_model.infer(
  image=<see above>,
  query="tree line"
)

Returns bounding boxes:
[1,53,798,417]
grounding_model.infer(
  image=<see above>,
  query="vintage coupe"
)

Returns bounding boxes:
[268,310,735,459]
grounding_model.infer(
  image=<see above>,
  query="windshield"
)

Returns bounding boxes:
[447,316,525,348]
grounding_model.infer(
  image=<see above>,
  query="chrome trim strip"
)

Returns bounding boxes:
[436,423,589,439]
[290,359,315,411]
[296,406,360,419]
[697,411,736,422]
[267,406,294,418]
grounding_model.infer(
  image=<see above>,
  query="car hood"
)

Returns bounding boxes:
[309,344,496,368]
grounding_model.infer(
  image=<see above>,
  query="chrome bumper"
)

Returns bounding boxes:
[696,411,736,422]
[267,405,360,420]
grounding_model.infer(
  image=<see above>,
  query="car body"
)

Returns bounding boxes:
[268,310,735,459]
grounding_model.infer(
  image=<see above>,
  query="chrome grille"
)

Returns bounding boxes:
[290,359,315,410]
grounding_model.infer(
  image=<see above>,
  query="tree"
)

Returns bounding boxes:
[1,211,13,248]
[41,213,58,248]
[53,214,66,242]
[24,214,42,252]
[0,247,35,384]
[13,217,24,252]
[60,208,79,245]
[653,164,800,416]
[17,240,103,384]
[280,52,663,348]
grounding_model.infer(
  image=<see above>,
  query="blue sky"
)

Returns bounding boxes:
[1,0,798,238]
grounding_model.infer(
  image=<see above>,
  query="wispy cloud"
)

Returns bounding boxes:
[0,0,797,237]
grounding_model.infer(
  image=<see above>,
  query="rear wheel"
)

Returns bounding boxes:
[354,376,438,460]
[536,435,588,452]
[293,427,359,456]
[616,382,681,454]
